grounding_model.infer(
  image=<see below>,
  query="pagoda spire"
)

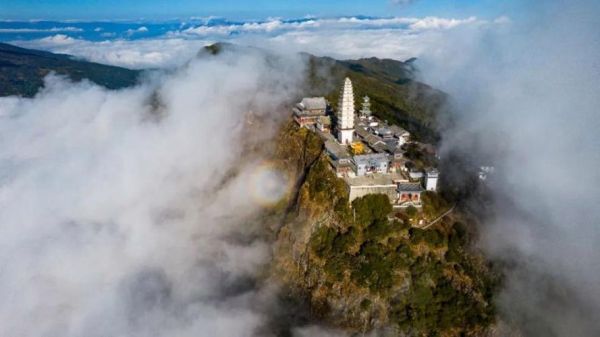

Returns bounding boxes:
[360,95,371,117]
[337,77,355,144]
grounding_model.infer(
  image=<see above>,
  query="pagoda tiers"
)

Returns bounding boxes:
[337,77,355,145]
[360,95,372,117]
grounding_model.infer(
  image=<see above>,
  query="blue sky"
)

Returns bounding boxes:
[1,0,519,21]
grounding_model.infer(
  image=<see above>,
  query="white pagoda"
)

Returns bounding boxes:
[337,77,355,144]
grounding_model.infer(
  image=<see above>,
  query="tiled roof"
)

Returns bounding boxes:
[300,97,327,110]
[353,153,389,165]
[397,182,423,192]
[325,140,351,160]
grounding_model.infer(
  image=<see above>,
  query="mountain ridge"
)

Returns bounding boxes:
[0,42,445,142]
[0,42,140,97]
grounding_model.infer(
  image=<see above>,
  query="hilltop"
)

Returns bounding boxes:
[266,121,499,336]
[203,42,447,143]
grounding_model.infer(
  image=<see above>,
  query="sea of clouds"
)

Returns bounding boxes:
[0,45,311,336]
[1,15,500,68]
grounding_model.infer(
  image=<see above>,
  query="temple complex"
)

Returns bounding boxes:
[291,77,440,208]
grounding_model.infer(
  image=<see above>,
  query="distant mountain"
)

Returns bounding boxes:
[0,43,140,97]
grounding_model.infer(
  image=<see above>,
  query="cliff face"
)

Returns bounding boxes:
[270,121,499,336]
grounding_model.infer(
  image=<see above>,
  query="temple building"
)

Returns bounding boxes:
[346,175,398,205]
[425,169,439,192]
[293,97,327,127]
[353,153,389,176]
[337,78,355,145]
[390,125,411,145]
[396,182,424,207]
[325,139,354,177]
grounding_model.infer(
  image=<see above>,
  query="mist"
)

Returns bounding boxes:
[0,46,306,336]
[419,1,600,335]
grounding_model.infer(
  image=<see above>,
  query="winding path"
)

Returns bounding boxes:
[421,204,456,229]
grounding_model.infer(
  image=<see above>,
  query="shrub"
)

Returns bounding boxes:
[405,205,418,218]
[310,226,337,258]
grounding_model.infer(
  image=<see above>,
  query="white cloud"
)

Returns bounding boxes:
[37,34,77,45]
[419,1,600,334]
[408,16,480,30]
[12,15,499,69]
[256,27,435,60]
[0,45,306,337]
[14,36,211,69]
[0,26,83,33]
[126,26,150,36]
[180,19,319,36]
[176,15,483,37]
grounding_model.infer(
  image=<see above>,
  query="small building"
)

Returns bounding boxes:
[353,153,389,176]
[364,134,387,153]
[331,159,355,177]
[425,169,439,192]
[344,173,407,205]
[389,125,411,146]
[325,140,354,177]
[390,148,406,172]
[408,169,423,181]
[395,182,424,207]
[293,97,327,127]
[384,139,400,153]
[316,115,332,133]
[375,127,393,140]
[354,126,370,139]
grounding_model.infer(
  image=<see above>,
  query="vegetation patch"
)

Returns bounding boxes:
[300,164,498,336]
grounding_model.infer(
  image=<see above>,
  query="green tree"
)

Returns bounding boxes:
[405,205,418,218]
[352,194,392,227]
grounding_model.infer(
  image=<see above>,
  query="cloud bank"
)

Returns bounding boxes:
[0,46,306,336]
[418,0,600,335]
[7,15,496,68]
